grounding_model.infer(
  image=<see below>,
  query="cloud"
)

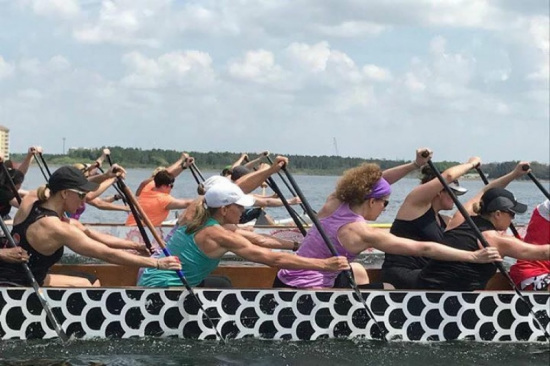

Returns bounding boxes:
[30,0,80,19]
[0,56,15,79]
[121,50,216,89]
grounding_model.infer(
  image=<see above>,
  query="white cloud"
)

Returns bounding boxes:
[313,21,387,37]
[121,50,216,89]
[0,56,15,79]
[362,64,392,82]
[228,49,285,84]
[286,42,331,73]
[526,16,549,81]
[30,0,80,19]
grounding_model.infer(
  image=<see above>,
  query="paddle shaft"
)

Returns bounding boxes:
[191,163,205,182]
[475,167,522,239]
[38,153,52,177]
[188,164,204,185]
[33,153,50,182]
[0,216,68,343]
[280,164,388,341]
[0,162,22,205]
[115,178,154,255]
[428,160,550,340]
[118,179,226,343]
[96,165,129,206]
[265,155,309,214]
[242,157,308,232]
[524,166,550,200]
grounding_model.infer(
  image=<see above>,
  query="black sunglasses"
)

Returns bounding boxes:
[503,210,516,219]
[377,198,389,208]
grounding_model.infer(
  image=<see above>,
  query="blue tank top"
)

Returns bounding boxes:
[138,218,220,287]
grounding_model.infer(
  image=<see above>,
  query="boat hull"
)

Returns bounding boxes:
[1,287,548,342]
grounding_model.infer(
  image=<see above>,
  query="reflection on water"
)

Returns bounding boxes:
[0,338,549,366]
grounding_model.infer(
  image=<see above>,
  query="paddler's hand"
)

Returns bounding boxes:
[324,256,350,271]
[513,161,531,178]
[414,148,432,167]
[467,156,482,169]
[156,256,182,270]
[0,247,30,263]
[472,247,502,263]
[108,164,126,178]
[271,156,289,172]
[133,243,151,256]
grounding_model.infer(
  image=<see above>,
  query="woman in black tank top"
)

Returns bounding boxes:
[381,157,480,289]
[0,165,182,287]
[417,163,550,291]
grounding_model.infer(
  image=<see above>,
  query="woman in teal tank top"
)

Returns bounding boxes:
[138,181,350,288]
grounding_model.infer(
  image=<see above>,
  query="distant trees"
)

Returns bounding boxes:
[9,146,550,179]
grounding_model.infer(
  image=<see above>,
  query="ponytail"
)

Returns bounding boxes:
[36,185,51,202]
[185,203,218,234]
[473,201,483,215]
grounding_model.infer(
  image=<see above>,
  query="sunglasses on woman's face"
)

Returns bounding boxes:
[377,199,389,208]
[67,189,87,199]
[503,210,516,219]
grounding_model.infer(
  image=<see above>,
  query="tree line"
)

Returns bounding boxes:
[9,146,550,179]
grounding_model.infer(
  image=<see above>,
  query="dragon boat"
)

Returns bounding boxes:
[1,264,548,343]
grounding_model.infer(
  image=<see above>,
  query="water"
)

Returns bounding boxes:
[5,166,550,365]
[0,338,549,365]
[18,167,550,226]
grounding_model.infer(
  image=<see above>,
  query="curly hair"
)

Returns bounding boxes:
[335,163,383,205]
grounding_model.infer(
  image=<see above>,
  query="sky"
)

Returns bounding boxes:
[0,0,549,163]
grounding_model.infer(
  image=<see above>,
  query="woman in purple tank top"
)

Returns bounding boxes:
[275,153,502,290]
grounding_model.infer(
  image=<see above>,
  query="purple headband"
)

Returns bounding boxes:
[365,177,391,199]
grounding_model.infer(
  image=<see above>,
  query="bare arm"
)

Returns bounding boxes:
[447,161,530,230]
[211,229,348,271]
[166,197,194,210]
[489,231,550,260]
[16,146,40,175]
[382,148,432,184]
[353,223,501,263]
[396,157,480,220]
[236,156,288,194]
[165,152,193,179]
[253,196,301,208]
[86,197,131,212]
[234,228,297,250]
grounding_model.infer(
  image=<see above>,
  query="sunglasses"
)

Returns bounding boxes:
[67,189,87,199]
[503,210,516,219]
[169,183,175,188]
[377,199,389,208]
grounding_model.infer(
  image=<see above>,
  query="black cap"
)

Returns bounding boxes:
[48,166,99,193]
[481,187,527,214]
[231,165,252,181]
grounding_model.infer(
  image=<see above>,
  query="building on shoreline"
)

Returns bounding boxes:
[0,125,9,160]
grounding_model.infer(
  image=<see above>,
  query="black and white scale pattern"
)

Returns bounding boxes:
[1,288,548,342]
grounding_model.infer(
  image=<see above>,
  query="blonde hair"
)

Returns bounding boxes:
[151,166,166,178]
[36,185,51,202]
[335,163,383,205]
[185,203,219,234]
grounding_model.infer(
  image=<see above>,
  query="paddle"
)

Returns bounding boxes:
[0,162,68,342]
[191,162,205,182]
[33,153,50,182]
[265,155,311,215]
[475,167,522,239]
[428,159,550,341]
[279,164,388,341]
[116,177,226,343]
[243,157,308,234]
[38,152,52,178]
[523,165,550,200]
[95,164,129,206]
[189,163,204,185]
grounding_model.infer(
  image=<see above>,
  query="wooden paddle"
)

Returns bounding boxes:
[475,166,522,239]
[428,159,550,341]
[116,177,226,343]
[279,163,388,342]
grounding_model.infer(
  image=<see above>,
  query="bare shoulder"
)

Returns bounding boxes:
[338,221,376,253]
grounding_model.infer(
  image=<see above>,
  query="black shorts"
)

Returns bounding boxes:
[380,266,421,289]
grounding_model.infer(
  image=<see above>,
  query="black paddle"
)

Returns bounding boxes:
[475,166,522,239]
[189,163,204,185]
[265,155,311,215]
[428,159,550,341]
[279,164,388,341]
[191,162,205,182]
[523,165,550,200]
[33,153,50,182]
[243,157,308,233]
[38,152,52,178]
[118,180,226,343]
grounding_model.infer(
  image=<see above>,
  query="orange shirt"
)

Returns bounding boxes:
[125,181,173,226]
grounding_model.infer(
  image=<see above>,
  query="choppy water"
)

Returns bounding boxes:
[0,338,549,366]
[7,167,550,365]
